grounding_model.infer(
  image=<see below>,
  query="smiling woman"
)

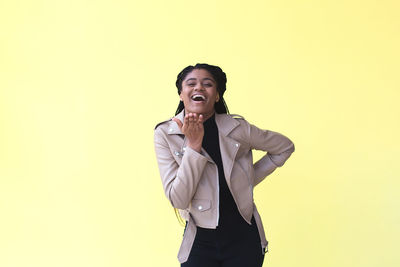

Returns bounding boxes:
[154,63,295,267]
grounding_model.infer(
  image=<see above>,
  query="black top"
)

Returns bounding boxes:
[201,113,246,227]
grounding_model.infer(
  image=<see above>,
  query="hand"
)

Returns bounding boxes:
[172,113,204,153]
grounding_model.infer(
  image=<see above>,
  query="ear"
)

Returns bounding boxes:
[216,93,220,102]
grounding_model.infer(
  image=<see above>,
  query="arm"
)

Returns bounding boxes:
[243,121,295,186]
[154,126,208,210]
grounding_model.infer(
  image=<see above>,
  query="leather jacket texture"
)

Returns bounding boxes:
[154,110,295,263]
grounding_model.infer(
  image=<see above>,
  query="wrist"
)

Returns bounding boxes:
[187,142,202,153]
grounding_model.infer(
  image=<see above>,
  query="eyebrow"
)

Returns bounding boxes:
[185,78,216,83]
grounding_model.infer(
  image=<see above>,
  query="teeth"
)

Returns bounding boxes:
[191,95,206,100]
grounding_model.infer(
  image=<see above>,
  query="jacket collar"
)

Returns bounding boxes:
[215,112,240,136]
[169,110,240,136]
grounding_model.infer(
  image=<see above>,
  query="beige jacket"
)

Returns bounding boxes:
[154,110,295,263]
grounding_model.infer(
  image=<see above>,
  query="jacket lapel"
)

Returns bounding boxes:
[215,113,241,188]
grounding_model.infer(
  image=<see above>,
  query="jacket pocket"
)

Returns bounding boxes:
[190,199,211,212]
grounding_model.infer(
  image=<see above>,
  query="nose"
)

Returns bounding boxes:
[194,83,204,91]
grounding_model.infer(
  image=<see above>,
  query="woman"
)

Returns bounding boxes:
[154,63,295,267]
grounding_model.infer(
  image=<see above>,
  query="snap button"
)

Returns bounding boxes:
[169,128,173,132]
[174,151,180,156]
[183,147,186,151]
[198,205,203,210]
[235,143,239,147]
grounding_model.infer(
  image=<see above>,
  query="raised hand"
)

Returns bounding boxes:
[172,113,204,153]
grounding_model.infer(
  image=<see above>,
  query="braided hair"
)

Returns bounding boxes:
[175,63,229,115]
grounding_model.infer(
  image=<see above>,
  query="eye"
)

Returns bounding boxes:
[187,83,195,87]
[203,83,213,87]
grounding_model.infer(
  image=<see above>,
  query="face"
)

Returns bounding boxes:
[180,68,220,119]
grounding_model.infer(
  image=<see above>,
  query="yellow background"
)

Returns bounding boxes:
[1,0,399,266]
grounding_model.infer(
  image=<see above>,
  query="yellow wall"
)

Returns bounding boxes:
[1,0,399,266]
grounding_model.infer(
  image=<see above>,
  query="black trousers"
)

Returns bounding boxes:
[181,217,265,267]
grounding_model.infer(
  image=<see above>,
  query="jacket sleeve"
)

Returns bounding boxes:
[242,120,295,186]
[154,128,209,209]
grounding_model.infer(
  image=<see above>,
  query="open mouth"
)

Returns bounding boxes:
[191,94,206,102]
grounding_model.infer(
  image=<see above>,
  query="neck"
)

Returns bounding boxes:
[202,111,215,121]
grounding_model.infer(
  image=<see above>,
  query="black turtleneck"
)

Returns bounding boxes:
[201,114,248,228]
